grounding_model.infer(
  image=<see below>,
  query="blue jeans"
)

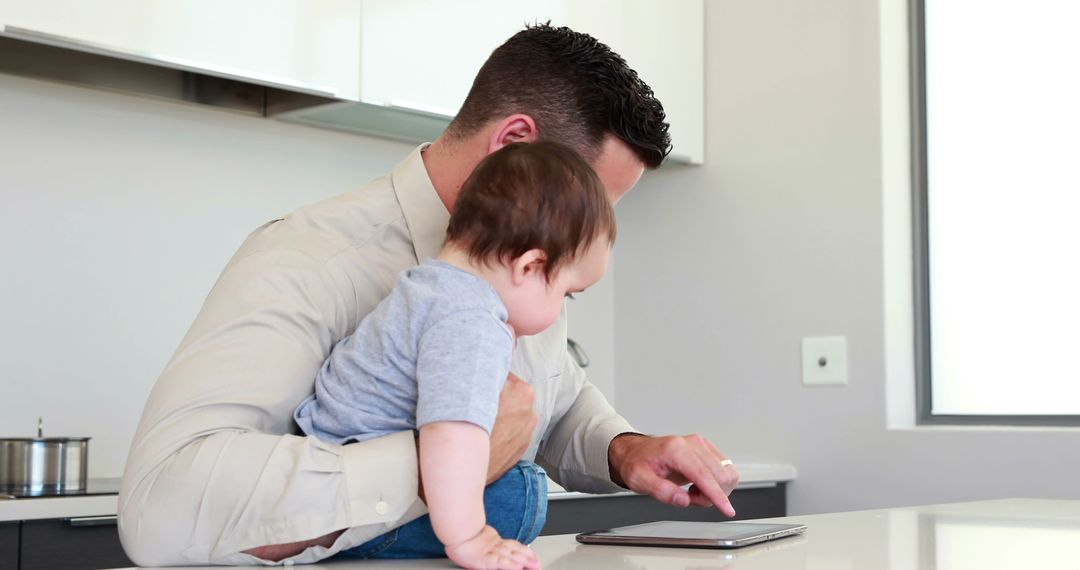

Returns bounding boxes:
[338,460,548,560]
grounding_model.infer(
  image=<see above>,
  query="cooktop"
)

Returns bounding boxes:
[1,478,121,499]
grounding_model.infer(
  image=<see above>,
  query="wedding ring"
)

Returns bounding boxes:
[719,459,734,467]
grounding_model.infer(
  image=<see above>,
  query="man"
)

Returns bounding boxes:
[119,24,738,566]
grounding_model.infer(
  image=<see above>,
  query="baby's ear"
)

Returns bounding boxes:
[511,249,547,285]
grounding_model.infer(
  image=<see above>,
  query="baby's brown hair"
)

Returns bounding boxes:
[446,141,616,281]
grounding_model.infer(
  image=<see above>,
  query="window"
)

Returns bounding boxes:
[912,0,1080,424]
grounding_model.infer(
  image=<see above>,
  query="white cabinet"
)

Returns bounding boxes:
[0,0,704,163]
[356,0,563,117]
[0,0,362,98]
[291,0,704,164]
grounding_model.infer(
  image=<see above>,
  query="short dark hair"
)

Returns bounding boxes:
[446,141,616,281]
[448,22,671,168]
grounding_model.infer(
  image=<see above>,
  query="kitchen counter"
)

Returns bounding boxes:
[1,465,795,523]
[107,498,1080,569]
[0,478,120,522]
[1,466,793,570]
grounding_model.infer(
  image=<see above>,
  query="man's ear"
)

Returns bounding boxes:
[488,114,538,154]
[510,249,547,286]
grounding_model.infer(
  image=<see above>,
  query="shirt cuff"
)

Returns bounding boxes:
[583,419,641,492]
[341,430,426,527]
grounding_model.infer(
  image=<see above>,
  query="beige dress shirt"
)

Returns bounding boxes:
[117,145,636,566]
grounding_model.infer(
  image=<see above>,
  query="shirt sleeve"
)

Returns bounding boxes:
[535,348,640,493]
[119,246,425,565]
[415,309,514,433]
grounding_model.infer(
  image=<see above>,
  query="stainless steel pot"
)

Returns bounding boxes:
[0,419,89,493]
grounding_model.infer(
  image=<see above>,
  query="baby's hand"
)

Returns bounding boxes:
[445,525,540,570]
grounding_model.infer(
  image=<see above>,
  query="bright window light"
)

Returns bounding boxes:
[924,0,1080,416]
[936,520,1080,568]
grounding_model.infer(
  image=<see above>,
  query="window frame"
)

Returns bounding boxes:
[910,0,1080,426]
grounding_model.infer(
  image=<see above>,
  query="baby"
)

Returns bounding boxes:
[294,141,616,570]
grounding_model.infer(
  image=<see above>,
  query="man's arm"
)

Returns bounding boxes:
[243,384,535,563]
[535,351,638,493]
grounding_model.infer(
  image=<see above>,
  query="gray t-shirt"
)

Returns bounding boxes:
[294,259,514,444]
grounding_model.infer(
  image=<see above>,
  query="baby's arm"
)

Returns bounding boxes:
[419,421,539,570]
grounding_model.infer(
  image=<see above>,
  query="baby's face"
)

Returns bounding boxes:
[506,237,611,337]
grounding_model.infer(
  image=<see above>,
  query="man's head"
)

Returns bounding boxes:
[449,23,670,168]
[427,23,669,210]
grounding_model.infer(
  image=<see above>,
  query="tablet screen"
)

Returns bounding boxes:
[591,521,801,541]
[578,520,809,550]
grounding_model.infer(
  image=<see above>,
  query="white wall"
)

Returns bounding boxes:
[612,0,1080,515]
[0,72,618,479]
[0,73,409,477]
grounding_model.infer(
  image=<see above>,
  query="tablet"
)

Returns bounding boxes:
[576,520,807,549]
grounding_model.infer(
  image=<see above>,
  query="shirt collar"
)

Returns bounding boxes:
[392,143,451,264]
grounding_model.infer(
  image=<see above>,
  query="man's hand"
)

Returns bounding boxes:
[607,433,739,517]
[486,373,537,484]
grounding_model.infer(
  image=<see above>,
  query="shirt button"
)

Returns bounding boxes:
[375,501,389,515]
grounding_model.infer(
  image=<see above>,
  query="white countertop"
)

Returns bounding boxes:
[1,478,122,522]
[0,493,118,522]
[0,464,795,522]
[108,498,1080,569]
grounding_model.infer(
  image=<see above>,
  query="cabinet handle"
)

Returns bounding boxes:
[67,515,118,527]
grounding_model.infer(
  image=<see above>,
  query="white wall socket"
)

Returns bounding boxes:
[802,336,848,386]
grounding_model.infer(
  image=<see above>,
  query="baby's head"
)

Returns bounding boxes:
[446,141,616,336]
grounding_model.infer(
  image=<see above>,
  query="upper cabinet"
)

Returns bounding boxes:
[355,1,563,118]
[0,0,363,98]
[0,0,703,164]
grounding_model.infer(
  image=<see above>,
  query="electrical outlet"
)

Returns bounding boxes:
[802,336,848,386]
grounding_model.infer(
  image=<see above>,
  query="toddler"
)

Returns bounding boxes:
[294,141,616,570]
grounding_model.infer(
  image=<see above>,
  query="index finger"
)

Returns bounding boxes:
[671,449,736,517]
